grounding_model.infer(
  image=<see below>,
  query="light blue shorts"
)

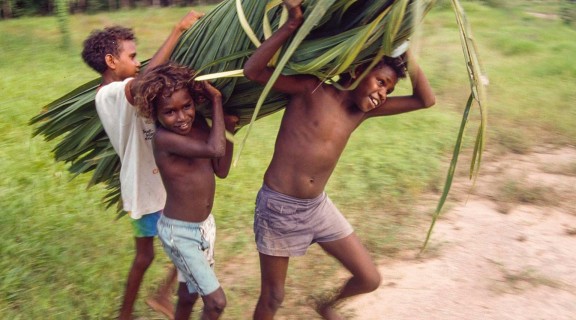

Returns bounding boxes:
[131,211,161,238]
[157,214,220,296]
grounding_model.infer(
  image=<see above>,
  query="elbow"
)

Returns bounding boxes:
[215,170,229,179]
[243,63,268,84]
[213,146,226,158]
[215,142,227,158]
[422,95,436,109]
[207,142,226,158]
[243,63,257,82]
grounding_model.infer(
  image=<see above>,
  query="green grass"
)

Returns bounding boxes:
[1,1,575,318]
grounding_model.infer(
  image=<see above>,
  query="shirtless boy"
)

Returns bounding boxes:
[135,62,237,319]
[243,1,435,319]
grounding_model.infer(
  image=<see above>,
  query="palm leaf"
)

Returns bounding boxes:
[420,0,488,251]
[30,0,486,227]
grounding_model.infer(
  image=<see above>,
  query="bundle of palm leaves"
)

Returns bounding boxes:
[30,0,486,248]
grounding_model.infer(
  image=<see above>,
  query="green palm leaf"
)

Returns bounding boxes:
[421,0,488,251]
[30,0,486,232]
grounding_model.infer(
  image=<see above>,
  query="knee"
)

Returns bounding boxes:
[262,286,285,311]
[133,251,154,269]
[203,291,227,314]
[360,271,381,293]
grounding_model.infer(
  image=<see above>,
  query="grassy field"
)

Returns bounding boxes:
[1,1,575,319]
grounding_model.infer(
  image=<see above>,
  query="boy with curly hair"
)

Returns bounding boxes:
[134,62,237,320]
[81,10,203,320]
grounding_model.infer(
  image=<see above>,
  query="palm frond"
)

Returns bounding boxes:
[30,0,486,230]
[420,0,488,251]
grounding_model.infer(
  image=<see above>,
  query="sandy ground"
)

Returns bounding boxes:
[341,146,576,320]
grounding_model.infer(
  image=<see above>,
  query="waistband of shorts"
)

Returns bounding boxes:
[158,214,213,228]
[260,183,326,207]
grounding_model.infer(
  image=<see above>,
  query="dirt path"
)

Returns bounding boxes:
[341,146,576,319]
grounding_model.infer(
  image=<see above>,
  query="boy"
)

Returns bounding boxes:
[134,62,237,320]
[243,1,435,319]
[81,10,204,320]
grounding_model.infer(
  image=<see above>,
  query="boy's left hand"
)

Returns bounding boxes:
[177,10,205,32]
[224,114,240,127]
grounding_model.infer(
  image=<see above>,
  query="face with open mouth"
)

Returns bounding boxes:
[157,88,196,135]
[352,65,398,112]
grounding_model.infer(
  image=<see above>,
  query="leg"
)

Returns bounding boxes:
[316,233,381,319]
[119,236,155,320]
[200,287,227,320]
[175,282,199,320]
[146,264,178,319]
[253,253,290,320]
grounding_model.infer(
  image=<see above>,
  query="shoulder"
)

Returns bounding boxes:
[153,126,181,149]
[95,78,135,112]
[152,126,169,144]
[152,128,170,157]
[96,79,134,106]
[279,73,324,97]
[95,80,140,131]
[97,78,133,95]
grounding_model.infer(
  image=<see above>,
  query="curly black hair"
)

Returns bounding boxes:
[134,62,200,121]
[81,26,136,74]
[375,54,407,79]
[338,54,407,86]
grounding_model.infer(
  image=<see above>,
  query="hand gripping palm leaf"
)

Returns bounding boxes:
[29,0,486,249]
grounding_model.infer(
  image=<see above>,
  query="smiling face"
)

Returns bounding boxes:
[352,65,399,112]
[156,88,196,135]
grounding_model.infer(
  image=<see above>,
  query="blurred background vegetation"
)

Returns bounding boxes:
[1,0,575,319]
[1,0,575,24]
[0,0,219,18]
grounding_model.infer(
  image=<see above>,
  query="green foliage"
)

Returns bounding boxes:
[31,0,440,217]
[55,0,71,49]
[0,0,223,18]
[2,5,459,318]
[560,0,576,25]
[462,0,576,143]
[491,125,534,154]
[3,1,576,318]
[465,0,514,9]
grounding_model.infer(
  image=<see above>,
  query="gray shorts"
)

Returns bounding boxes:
[254,184,354,257]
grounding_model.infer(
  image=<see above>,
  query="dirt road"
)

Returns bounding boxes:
[342,146,576,320]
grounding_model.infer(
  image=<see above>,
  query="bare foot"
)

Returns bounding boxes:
[146,296,174,320]
[316,303,345,320]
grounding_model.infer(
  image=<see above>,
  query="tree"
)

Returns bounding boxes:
[1,0,13,18]
[55,0,71,49]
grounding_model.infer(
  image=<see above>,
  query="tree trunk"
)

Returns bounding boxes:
[77,0,87,13]
[1,0,13,19]
[55,0,71,49]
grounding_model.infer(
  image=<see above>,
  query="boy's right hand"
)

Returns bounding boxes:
[283,0,303,10]
[283,0,304,25]
[177,10,205,33]
[198,81,222,102]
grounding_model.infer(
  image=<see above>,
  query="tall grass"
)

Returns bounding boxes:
[1,1,575,318]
